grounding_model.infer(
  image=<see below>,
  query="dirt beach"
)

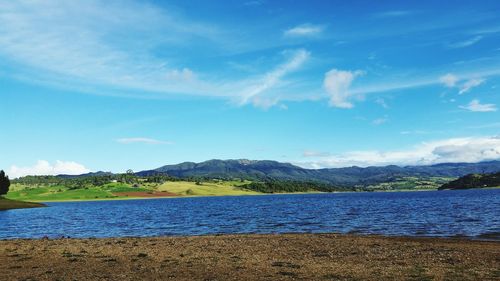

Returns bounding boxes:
[1,233,499,280]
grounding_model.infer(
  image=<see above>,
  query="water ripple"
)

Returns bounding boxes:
[0,189,499,240]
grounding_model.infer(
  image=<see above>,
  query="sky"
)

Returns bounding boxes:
[1,0,500,177]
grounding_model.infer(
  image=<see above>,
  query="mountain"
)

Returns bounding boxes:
[136,159,500,186]
[137,159,312,180]
[57,171,114,179]
[438,172,500,190]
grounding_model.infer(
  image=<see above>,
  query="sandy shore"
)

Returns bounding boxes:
[1,233,499,280]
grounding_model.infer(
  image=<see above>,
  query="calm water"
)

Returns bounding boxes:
[1,189,499,240]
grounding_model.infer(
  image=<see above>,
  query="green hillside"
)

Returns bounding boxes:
[439,172,500,190]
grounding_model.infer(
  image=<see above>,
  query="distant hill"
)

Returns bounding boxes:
[57,171,114,179]
[137,159,311,180]
[438,172,500,190]
[136,159,500,186]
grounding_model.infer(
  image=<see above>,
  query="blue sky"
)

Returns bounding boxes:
[1,0,500,177]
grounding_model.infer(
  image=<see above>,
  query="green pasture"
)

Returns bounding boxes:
[156,180,260,196]
[5,180,260,201]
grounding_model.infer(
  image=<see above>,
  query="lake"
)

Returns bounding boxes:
[1,189,499,240]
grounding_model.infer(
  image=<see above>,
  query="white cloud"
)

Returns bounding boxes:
[303,150,331,157]
[375,98,389,108]
[238,49,310,108]
[439,73,459,87]
[459,99,497,112]
[323,69,364,108]
[400,130,430,135]
[372,117,389,125]
[244,0,264,6]
[449,36,483,48]
[438,73,485,94]
[0,0,221,98]
[8,160,91,179]
[116,137,173,144]
[165,68,196,82]
[351,68,500,100]
[284,24,324,37]
[373,10,414,18]
[458,78,484,94]
[1,1,498,110]
[0,1,317,108]
[296,136,500,168]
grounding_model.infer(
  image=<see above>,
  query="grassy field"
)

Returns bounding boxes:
[5,182,151,202]
[5,180,261,202]
[5,176,452,203]
[0,197,45,210]
[364,176,454,191]
[156,180,260,196]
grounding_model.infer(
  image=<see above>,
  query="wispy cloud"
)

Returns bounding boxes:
[448,36,483,48]
[372,117,389,125]
[237,49,310,108]
[165,68,196,82]
[458,78,485,94]
[8,160,91,178]
[284,24,325,37]
[375,98,389,108]
[0,0,221,97]
[244,0,265,6]
[0,1,317,109]
[324,69,364,108]
[400,130,431,135]
[373,10,414,18]
[439,73,485,94]
[350,67,500,100]
[319,67,498,108]
[471,26,500,35]
[303,150,331,157]
[116,137,173,145]
[459,99,497,112]
[296,136,500,168]
[439,73,459,87]
[1,0,499,111]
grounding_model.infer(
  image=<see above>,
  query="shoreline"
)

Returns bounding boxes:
[2,232,499,243]
[4,187,497,206]
[4,188,429,203]
[7,191,320,203]
[21,187,499,203]
[0,197,46,211]
[1,233,498,280]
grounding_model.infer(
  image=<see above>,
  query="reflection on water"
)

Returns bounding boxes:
[0,189,499,240]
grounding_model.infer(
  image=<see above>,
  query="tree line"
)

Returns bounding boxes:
[241,180,354,193]
[11,173,179,189]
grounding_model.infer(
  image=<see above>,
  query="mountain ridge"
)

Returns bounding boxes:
[134,159,500,186]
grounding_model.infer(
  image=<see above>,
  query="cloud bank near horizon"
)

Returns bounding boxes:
[7,160,91,179]
[5,136,500,178]
[297,136,500,169]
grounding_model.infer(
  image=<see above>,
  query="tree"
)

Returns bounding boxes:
[0,170,10,196]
